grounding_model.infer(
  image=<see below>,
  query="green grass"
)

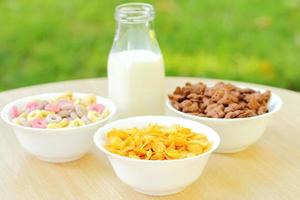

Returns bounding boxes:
[1,0,300,91]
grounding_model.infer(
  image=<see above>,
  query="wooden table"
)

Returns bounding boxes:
[0,77,299,200]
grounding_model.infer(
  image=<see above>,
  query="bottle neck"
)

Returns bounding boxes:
[115,3,154,23]
[111,3,160,53]
[112,20,159,53]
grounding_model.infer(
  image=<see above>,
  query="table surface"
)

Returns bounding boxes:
[0,77,299,200]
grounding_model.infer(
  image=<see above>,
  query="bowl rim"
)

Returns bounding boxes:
[166,84,283,122]
[0,92,116,133]
[93,115,220,164]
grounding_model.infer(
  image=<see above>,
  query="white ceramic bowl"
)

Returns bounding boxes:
[166,86,282,153]
[1,93,116,163]
[94,116,220,196]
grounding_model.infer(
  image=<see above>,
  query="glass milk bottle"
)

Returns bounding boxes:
[108,3,165,118]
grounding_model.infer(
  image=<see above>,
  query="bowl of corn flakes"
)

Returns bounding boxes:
[94,116,220,196]
[1,92,116,163]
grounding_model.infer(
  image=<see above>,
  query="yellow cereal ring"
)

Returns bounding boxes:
[47,123,60,129]
[65,91,73,99]
[18,112,28,118]
[40,110,54,118]
[57,118,69,128]
[87,110,101,122]
[82,94,96,106]
[27,110,42,121]
[101,108,110,119]
[13,117,22,125]
[47,119,68,129]
[57,91,73,101]
[68,118,85,127]
[74,98,81,105]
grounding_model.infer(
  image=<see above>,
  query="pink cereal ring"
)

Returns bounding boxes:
[10,106,20,119]
[31,118,47,128]
[60,102,74,110]
[45,103,60,113]
[89,104,105,113]
[58,100,70,107]
[25,101,39,112]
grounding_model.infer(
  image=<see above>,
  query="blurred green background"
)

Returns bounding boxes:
[1,0,300,91]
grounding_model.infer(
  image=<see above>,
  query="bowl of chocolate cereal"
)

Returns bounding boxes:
[166,82,282,153]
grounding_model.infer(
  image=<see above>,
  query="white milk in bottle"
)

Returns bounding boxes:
[108,3,165,118]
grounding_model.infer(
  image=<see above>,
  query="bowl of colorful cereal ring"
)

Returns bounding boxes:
[94,116,220,196]
[1,92,116,163]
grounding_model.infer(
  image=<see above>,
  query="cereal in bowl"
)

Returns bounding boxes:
[10,92,110,129]
[168,82,271,118]
[105,124,212,160]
